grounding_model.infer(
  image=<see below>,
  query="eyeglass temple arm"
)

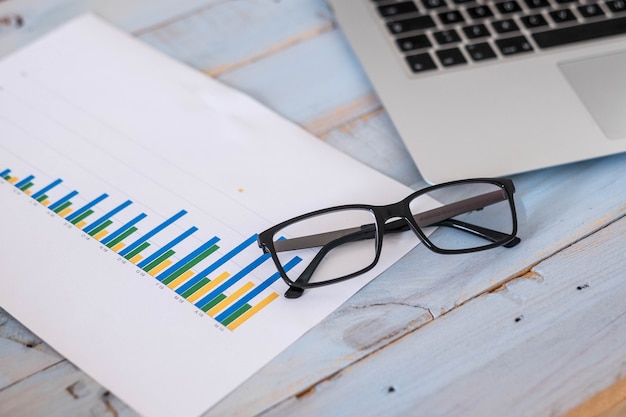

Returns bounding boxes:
[274,189,516,253]
[434,219,520,247]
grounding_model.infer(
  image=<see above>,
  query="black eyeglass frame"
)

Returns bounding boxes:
[258,178,519,292]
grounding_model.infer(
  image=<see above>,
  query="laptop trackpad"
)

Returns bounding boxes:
[558,51,626,140]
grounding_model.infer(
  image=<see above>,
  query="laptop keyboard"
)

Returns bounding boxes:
[372,0,626,73]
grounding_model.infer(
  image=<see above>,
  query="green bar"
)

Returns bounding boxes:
[144,249,176,272]
[221,304,252,326]
[124,241,150,260]
[36,194,48,203]
[53,201,72,214]
[2,175,10,180]
[70,209,93,225]
[88,219,113,237]
[161,245,220,285]
[181,278,210,299]
[201,294,226,313]
[106,226,137,249]
[20,182,34,191]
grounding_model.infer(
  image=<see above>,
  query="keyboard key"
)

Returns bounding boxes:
[387,16,437,34]
[496,1,523,14]
[521,13,549,28]
[606,0,626,13]
[378,2,419,17]
[496,36,534,55]
[438,10,465,24]
[467,5,495,19]
[396,34,432,51]
[422,0,448,8]
[492,19,521,33]
[578,4,605,17]
[533,15,626,47]
[524,0,551,8]
[550,9,577,23]
[463,24,491,38]
[465,42,497,61]
[436,47,468,66]
[406,53,438,72]
[434,29,462,44]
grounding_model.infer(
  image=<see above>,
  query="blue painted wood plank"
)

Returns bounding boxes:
[247,215,626,417]
[322,109,423,187]
[138,0,334,76]
[0,0,215,58]
[217,29,379,135]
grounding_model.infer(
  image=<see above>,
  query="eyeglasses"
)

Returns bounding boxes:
[257,178,520,299]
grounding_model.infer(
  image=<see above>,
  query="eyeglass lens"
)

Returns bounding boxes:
[410,182,514,251]
[272,208,378,286]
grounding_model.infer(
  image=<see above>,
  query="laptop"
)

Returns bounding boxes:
[327,0,626,183]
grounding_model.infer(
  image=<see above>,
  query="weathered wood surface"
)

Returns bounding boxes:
[1,1,625,416]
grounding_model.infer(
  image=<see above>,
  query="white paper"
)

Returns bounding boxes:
[0,14,431,417]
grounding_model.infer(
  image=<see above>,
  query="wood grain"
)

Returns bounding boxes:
[0,0,213,58]
[1,1,625,416]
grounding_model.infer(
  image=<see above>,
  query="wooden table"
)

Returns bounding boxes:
[1,1,625,416]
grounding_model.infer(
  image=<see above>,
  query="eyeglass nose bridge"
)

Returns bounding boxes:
[375,202,423,238]
[378,200,412,221]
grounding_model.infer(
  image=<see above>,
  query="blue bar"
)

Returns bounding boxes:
[101,213,147,245]
[156,236,221,282]
[195,253,270,309]
[66,193,109,222]
[119,210,187,257]
[83,200,132,234]
[215,256,301,323]
[0,169,10,177]
[14,175,35,189]
[176,234,258,295]
[48,190,78,211]
[137,226,198,268]
[31,178,62,200]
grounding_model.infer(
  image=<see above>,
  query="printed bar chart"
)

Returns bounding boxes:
[31,178,63,205]
[1,167,298,330]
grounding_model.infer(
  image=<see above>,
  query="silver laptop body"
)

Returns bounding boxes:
[328,0,626,183]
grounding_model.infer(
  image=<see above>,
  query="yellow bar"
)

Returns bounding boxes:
[130,254,143,264]
[76,220,87,229]
[112,242,126,252]
[8,177,18,184]
[59,207,72,217]
[94,230,109,241]
[227,292,279,331]
[149,259,173,277]
[166,269,194,289]
[208,282,254,316]
[41,200,51,207]
[25,189,32,196]
[187,271,230,303]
